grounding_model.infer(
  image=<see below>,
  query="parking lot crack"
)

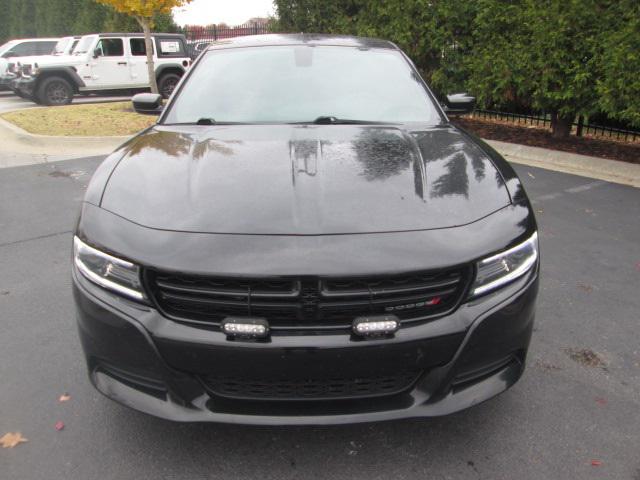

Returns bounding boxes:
[0,229,72,248]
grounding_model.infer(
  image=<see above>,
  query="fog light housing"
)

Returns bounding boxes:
[353,315,400,337]
[221,318,269,339]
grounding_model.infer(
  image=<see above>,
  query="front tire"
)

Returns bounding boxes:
[37,76,73,106]
[158,73,181,99]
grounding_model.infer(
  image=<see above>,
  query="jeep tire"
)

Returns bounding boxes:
[158,72,181,99]
[37,76,73,106]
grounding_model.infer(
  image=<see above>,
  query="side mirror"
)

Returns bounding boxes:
[443,93,476,115]
[132,93,163,115]
[92,48,102,59]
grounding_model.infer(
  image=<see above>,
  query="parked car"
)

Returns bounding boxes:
[1,36,80,97]
[186,39,212,59]
[0,37,59,90]
[14,33,191,105]
[73,34,539,425]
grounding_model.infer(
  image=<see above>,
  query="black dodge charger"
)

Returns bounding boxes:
[72,34,539,424]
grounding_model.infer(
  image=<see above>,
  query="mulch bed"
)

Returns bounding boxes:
[452,117,640,165]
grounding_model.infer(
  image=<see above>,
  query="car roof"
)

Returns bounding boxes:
[90,33,185,39]
[206,34,398,51]
[12,38,61,43]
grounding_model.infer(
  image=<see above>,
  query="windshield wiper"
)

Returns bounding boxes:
[306,116,389,125]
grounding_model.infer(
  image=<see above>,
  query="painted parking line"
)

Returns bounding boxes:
[532,180,606,203]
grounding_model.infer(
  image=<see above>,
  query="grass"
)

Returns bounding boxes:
[1,101,158,136]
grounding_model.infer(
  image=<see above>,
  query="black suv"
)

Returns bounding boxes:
[72,34,539,425]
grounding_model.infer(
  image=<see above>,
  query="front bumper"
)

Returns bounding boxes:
[73,263,538,425]
[12,76,36,98]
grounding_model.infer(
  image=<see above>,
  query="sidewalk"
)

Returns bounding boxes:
[0,116,129,167]
[487,139,640,188]
[1,115,639,187]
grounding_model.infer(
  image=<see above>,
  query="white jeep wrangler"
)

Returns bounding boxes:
[16,33,191,105]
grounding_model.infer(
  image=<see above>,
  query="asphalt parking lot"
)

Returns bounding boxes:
[1,157,639,479]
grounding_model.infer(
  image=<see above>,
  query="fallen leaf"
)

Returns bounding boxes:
[565,348,607,368]
[595,397,607,406]
[577,282,593,293]
[0,432,28,448]
[59,393,71,402]
[527,172,535,179]
[591,460,603,467]
[55,421,64,431]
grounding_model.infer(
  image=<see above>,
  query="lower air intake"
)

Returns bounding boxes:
[200,370,422,401]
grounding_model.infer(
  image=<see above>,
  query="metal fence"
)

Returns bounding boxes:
[472,110,640,142]
[180,23,270,43]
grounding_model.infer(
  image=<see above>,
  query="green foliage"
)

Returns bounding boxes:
[0,0,178,44]
[466,0,607,127]
[596,0,640,126]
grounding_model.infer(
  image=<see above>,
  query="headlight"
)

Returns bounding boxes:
[73,236,145,301]
[471,232,538,297]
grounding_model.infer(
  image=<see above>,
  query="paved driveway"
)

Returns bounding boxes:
[0,91,131,113]
[0,158,639,479]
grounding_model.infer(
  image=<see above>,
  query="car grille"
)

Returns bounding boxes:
[21,64,32,76]
[200,369,422,400]
[145,266,470,332]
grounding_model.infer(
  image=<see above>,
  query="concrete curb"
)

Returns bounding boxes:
[487,140,640,188]
[0,116,130,157]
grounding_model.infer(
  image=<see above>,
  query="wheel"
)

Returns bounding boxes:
[158,73,181,99]
[37,76,73,106]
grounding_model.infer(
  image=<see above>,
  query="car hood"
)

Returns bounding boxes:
[31,54,83,67]
[13,54,65,65]
[100,124,511,235]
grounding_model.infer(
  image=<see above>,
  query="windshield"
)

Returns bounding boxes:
[74,35,96,55]
[164,46,441,124]
[53,37,72,55]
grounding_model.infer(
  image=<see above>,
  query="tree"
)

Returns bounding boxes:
[596,0,640,128]
[465,0,611,138]
[96,0,192,94]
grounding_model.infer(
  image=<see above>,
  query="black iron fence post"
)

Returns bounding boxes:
[576,115,584,137]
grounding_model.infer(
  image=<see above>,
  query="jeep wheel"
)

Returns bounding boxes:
[37,76,73,106]
[158,73,181,99]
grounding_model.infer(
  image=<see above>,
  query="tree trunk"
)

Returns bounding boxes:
[138,17,159,95]
[550,111,574,139]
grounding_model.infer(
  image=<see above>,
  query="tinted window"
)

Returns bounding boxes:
[96,38,124,57]
[35,41,57,55]
[4,42,39,57]
[130,38,152,56]
[165,46,440,124]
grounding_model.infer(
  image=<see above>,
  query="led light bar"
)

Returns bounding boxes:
[352,315,400,337]
[221,318,269,339]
